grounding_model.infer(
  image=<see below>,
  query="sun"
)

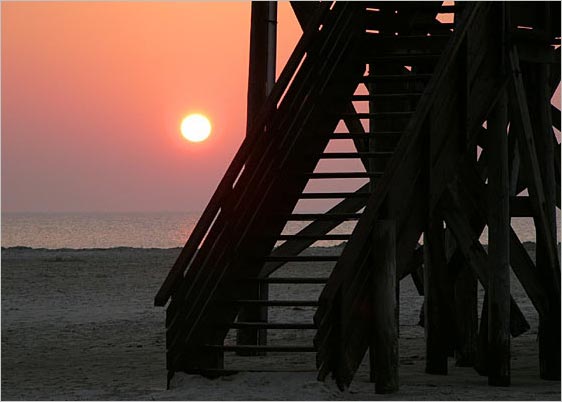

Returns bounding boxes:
[180,114,211,143]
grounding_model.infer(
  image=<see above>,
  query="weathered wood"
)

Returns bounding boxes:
[423,217,451,375]
[510,196,534,217]
[526,62,561,381]
[487,88,510,386]
[236,1,278,354]
[315,4,499,384]
[474,292,489,376]
[372,220,399,393]
[509,47,560,297]
[166,4,365,370]
[452,254,478,367]
[440,184,530,338]
[459,162,550,319]
[155,1,332,308]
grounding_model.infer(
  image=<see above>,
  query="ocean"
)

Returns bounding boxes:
[1,211,559,249]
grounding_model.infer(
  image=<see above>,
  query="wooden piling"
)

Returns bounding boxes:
[423,218,450,375]
[527,62,561,381]
[474,292,489,376]
[487,88,510,386]
[452,254,478,367]
[372,220,399,394]
[237,1,277,354]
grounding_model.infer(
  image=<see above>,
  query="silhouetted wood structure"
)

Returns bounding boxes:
[155,1,561,393]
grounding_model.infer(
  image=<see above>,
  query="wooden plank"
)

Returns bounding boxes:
[262,185,368,277]
[487,87,510,386]
[372,220,399,393]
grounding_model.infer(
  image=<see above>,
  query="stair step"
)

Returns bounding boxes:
[365,2,459,12]
[247,277,329,284]
[359,73,433,82]
[205,345,316,352]
[285,213,361,221]
[264,255,339,262]
[351,93,423,100]
[341,112,413,119]
[327,132,402,139]
[365,13,455,31]
[304,172,383,179]
[317,152,393,159]
[277,233,350,240]
[233,300,319,307]
[230,322,317,330]
[300,191,370,199]
[366,53,442,64]
[363,35,450,53]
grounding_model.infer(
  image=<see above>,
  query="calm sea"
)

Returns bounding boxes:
[1,211,559,249]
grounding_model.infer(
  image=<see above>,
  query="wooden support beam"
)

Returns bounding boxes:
[474,292,489,376]
[423,217,452,375]
[371,220,399,394]
[509,47,560,297]
[527,62,561,381]
[441,184,530,338]
[458,162,550,319]
[511,48,561,380]
[451,252,478,367]
[551,105,561,131]
[554,133,561,209]
[487,89,510,386]
[236,1,278,354]
[507,132,521,196]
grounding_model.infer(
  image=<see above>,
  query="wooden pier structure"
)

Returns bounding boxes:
[156,1,561,392]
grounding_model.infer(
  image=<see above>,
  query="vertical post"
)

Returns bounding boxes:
[474,292,489,376]
[452,254,478,367]
[237,1,277,354]
[487,86,510,386]
[372,220,399,394]
[423,218,450,374]
[367,62,377,384]
[529,59,560,381]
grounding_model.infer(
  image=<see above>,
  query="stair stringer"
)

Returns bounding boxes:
[165,4,368,374]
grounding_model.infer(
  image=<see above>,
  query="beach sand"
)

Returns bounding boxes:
[1,244,560,400]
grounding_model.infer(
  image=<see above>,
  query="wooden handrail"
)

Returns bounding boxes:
[154,2,332,307]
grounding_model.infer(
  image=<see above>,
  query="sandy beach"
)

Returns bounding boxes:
[1,244,560,400]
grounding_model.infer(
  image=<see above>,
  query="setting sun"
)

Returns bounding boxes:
[180,114,211,143]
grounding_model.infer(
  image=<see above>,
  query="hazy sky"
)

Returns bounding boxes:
[2,2,301,213]
[3,3,560,213]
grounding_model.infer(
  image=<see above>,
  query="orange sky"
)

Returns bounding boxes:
[2,3,560,213]
[2,2,301,212]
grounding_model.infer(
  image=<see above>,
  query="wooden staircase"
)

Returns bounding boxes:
[155,0,561,391]
[156,1,456,377]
